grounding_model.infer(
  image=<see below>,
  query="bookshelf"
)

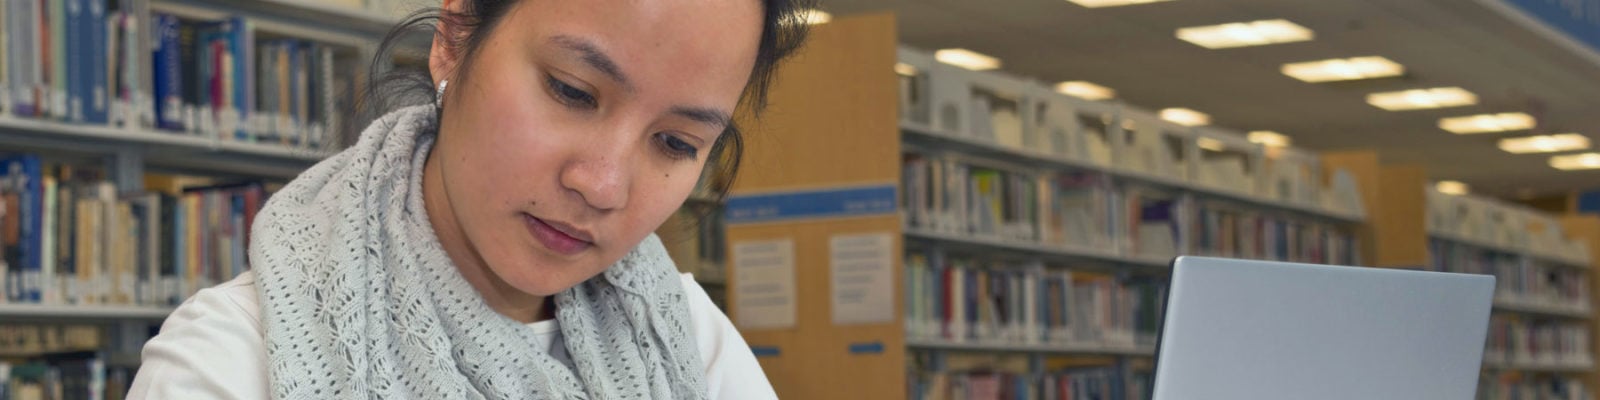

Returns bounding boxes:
[1328,153,1600,400]
[0,115,328,179]
[0,0,401,397]
[723,13,1368,400]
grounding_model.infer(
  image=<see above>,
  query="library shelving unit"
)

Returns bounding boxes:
[723,13,1368,400]
[1325,153,1600,400]
[0,1,401,395]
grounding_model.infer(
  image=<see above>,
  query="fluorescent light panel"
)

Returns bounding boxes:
[1248,130,1291,147]
[1435,181,1469,195]
[1439,112,1536,134]
[802,9,832,25]
[1367,87,1478,111]
[1499,133,1590,154]
[1551,153,1600,170]
[1160,108,1210,126]
[1067,0,1174,8]
[935,48,1001,71]
[1177,19,1314,49]
[1281,56,1405,83]
[1055,81,1115,100]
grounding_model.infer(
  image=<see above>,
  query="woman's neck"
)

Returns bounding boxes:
[422,145,554,324]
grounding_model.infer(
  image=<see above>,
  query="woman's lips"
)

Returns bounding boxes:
[523,214,594,255]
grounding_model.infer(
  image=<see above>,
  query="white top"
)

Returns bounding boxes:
[127,271,775,399]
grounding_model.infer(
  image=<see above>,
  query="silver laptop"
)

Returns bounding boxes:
[1151,256,1495,400]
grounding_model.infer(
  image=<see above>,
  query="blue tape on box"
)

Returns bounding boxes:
[751,346,781,357]
[847,341,884,355]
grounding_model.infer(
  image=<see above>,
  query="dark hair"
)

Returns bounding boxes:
[356,0,816,202]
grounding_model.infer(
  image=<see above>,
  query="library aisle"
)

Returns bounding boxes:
[3,0,1600,399]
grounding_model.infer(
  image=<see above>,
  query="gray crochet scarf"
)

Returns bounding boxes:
[251,105,708,399]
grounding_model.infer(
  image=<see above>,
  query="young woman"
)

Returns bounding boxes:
[127,0,812,398]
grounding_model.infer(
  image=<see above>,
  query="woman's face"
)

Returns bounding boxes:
[428,0,762,296]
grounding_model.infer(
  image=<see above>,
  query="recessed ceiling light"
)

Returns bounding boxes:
[1366,87,1478,111]
[1248,130,1291,147]
[1550,152,1600,170]
[802,9,832,25]
[1499,133,1591,154]
[894,63,918,77]
[1197,137,1227,151]
[935,48,1001,71]
[1066,0,1175,8]
[1435,181,1469,195]
[1177,19,1314,49]
[1055,81,1115,100]
[1281,56,1405,83]
[1439,112,1536,134]
[1160,108,1210,126]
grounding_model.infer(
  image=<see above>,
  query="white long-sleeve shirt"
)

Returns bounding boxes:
[127,271,775,399]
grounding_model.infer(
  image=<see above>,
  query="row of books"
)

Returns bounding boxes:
[1429,240,1590,312]
[1,0,356,150]
[1,0,149,126]
[902,154,1042,243]
[904,252,1165,347]
[1427,190,1591,264]
[0,154,264,306]
[1484,316,1594,368]
[0,355,127,400]
[660,207,728,284]
[901,154,1358,264]
[1479,375,1589,400]
[0,324,98,356]
[1190,202,1361,266]
[908,366,1145,400]
[895,47,1366,218]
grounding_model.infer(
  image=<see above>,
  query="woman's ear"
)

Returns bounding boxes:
[430,0,466,88]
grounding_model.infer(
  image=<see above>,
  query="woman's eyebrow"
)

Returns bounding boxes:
[550,34,730,130]
[670,106,732,130]
[550,34,633,91]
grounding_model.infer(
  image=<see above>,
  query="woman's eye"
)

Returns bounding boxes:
[655,133,700,160]
[547,76,597,108]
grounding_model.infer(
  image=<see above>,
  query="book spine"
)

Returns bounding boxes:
[86,0,108,124]
[49,0,66,120]
[134,0,153,127]
[152,14,182,131]
[9,0,21,115]
[40,175,54,304]
[58,172,76,304]
[228,16,252,142]
[21,156,41,303]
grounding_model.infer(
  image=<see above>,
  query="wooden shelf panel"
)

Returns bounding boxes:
[0,304,173,320]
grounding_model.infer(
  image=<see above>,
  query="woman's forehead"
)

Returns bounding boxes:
[506,0,764,99]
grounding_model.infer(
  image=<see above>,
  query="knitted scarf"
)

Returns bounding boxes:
[251,105,708,399]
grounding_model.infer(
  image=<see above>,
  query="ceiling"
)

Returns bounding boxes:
[821,0,1600,199]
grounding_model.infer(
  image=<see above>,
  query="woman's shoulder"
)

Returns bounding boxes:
[674,273,778,399]
[125,272,269,399]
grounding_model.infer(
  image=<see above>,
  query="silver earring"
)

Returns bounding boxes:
[436,79,449,109]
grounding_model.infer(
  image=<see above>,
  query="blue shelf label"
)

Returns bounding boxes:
[725,184,898,225]
[847,341,885,355]
[751,346,782,357]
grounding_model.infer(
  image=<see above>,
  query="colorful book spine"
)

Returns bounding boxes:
[152,13,183,131]
[89,0,108,124]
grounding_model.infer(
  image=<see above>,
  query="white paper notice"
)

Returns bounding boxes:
[831,232,895,325]
[733,239,797,329]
